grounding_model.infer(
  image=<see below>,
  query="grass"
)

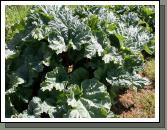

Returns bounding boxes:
[5,5,32,43]
[118,88,155,118]
[143,58,155,82]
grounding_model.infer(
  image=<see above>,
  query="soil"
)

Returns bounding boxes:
[111,84,155,118]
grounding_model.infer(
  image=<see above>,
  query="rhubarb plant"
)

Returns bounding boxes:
[5,5,154,118]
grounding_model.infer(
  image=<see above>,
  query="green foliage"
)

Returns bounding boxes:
[5,5,32,43]
[5,5,154,118]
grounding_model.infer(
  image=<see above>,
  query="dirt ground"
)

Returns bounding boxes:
[111,85,155,118]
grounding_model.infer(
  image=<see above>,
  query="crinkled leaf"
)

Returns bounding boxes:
[27,97,57,118]
[116,23,154,51]
[106,66,150,88]
[131,74,151,88]
[66,79,111,118]
[48,32,67,54]
[40,66,68,91]
[66,99,91,118]
[48,6,93,51]
[84,36,103,58]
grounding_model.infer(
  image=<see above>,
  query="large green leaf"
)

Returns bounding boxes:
[48,6,103,58]
[27,97,57,118]
[65,99,91,118]
[12,97,57,118]
[40,66,68,91]
[84,36,103,58]
[66,79,111,118]
[38,88,69,117]
[106,66,150,88]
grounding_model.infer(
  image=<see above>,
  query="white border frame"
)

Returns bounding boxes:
[1,1,159,123]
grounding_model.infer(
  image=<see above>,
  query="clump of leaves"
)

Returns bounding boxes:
[5,5,154,118]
